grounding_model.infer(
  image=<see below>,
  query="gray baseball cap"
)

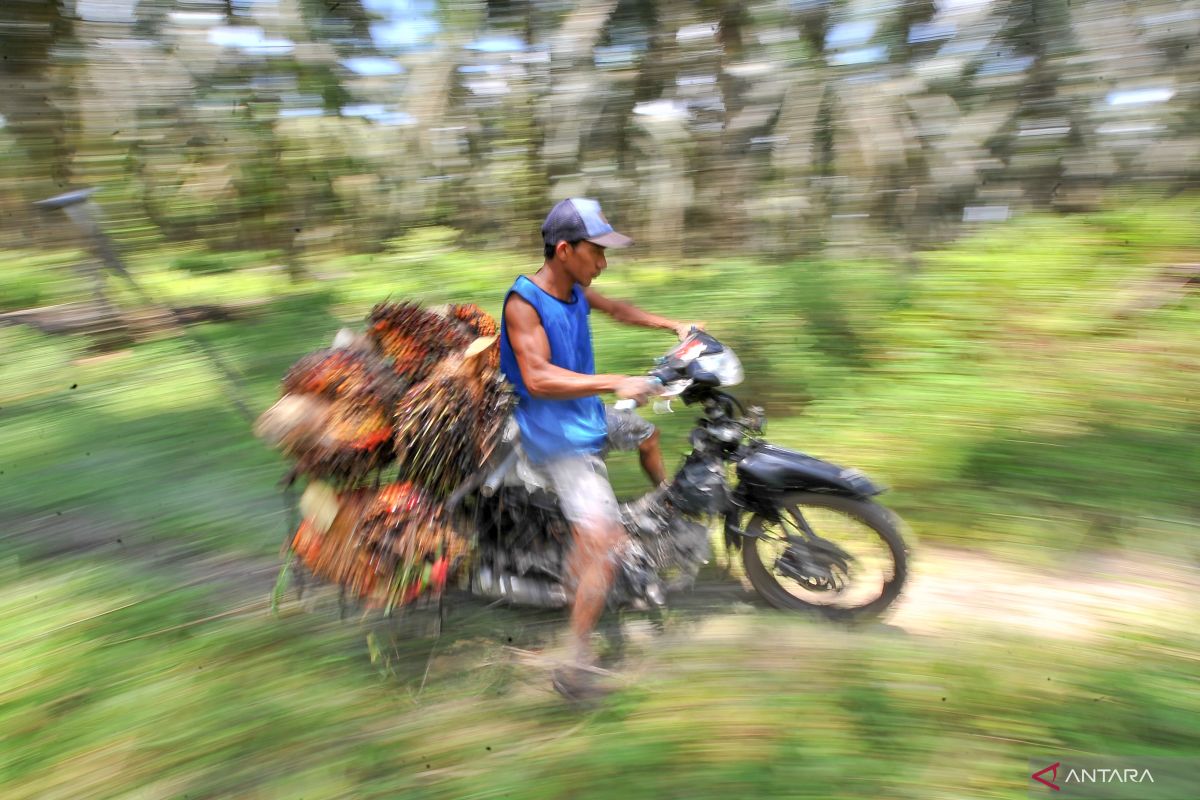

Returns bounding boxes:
[541,198,633,249]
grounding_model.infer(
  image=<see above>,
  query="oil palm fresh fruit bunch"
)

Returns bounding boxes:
[393,337,513,497]
[295,397,393,481]
[367,302,471,382]
[449,303,497,337]
[257,346,405,484]
[291,480,466,608]
[268,302,514,607]
[448,303,500,367]
[282,345,406,404]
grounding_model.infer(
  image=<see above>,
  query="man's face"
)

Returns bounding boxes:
[556,240,608,287]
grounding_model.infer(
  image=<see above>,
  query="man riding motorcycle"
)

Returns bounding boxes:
[498,197,700,699]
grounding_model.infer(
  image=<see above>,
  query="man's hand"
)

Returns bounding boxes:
[674,321,706,341]
[615,376,659,404]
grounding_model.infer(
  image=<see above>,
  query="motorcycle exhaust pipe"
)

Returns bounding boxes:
[471,567,569,608]
[481,448,520,498]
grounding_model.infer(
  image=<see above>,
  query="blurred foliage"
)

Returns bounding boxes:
[0,249,88,311]
[3,0,1200,256]
[169,248,284,276]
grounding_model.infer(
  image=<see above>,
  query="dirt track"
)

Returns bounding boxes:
[8,510,1198,645]
[888,546,1199,641]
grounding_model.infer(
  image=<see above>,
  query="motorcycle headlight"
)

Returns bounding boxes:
[696,349,743,387]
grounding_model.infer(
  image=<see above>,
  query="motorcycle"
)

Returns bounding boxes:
[450,330,909,621]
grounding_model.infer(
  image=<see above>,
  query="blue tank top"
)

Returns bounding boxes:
[499,275,607,463]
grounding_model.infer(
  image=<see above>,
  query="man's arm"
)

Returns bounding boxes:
[505,294,652,401]
[583,288,700,340]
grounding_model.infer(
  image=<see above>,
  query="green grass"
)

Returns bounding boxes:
[2,558,1196,799]
[0,292,338,560]
[0,248,90,311]
[168,248,285,276]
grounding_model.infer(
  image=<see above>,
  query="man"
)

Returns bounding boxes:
[498,197,698,699]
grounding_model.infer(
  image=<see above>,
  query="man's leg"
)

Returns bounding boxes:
[564,519,627,667]
[543,454,626,696]
[606,406,666,487]
[637,427,666,487]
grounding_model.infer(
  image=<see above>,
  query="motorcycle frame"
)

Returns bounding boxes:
[458,384,884,562]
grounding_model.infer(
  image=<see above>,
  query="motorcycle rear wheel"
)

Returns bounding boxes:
[742,493,907,620]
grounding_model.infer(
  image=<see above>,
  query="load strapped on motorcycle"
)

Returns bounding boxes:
[258,303,909,620]
[254,301,513,610]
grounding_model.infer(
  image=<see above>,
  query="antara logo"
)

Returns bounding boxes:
[1031,761,1156,791]
[1032,762,1061,791]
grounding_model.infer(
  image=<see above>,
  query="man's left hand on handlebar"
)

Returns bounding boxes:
[672,321,705,340]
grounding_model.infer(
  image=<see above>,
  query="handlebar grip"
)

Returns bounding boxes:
[614,376,663,412]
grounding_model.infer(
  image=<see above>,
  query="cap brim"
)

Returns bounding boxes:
[586,230,634,249]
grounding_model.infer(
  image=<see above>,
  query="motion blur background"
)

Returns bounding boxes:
[1,1,1197,798]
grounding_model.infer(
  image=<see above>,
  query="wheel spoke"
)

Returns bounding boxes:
[750,501,899,612]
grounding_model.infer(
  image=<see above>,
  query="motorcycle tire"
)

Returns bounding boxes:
[742,492,908,621]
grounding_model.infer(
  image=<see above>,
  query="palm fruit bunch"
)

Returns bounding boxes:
[291,481,467,608]
[257,346,403,484]
[260,299,513,609]
[448,303,500,367]
[367,302,471,382]
[281,346,406,402]
[393,336,514,497]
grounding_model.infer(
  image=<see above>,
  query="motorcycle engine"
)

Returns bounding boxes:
[672,453,729,515]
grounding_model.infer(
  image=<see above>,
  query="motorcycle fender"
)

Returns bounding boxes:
[735,443,885,499]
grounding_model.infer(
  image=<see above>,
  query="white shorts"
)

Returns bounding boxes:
[528,406,656,528]
[539,452,622,527]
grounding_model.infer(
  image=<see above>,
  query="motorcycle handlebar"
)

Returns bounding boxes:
[612,329,720,412]
[613,375,664,412]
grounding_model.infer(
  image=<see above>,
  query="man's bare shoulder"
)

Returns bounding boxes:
[504,291,540,328]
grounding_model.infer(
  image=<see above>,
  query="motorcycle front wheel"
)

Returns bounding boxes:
[742,492,908,621]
